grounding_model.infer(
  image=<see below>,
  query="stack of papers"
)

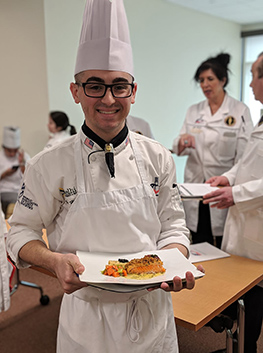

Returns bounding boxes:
[179,183,219,200]
[189,242,230,263]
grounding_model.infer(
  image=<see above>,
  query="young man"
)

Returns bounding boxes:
[7,1,201,352]
[203,53,263,353]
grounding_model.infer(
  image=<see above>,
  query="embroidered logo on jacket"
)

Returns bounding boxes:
[18,183,38,210]
[59,187,77,204]
[194,118,204,124]
[84,138,94,149]
[150,177,160,196]
[224,116,236,126]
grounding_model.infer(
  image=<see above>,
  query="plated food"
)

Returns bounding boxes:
[102,254,166,280]
[77,248,205,291]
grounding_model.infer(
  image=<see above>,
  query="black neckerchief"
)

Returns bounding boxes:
[81,122,128,178]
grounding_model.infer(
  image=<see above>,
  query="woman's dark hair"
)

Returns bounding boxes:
[194,53,231,88]
[50,111,77,135]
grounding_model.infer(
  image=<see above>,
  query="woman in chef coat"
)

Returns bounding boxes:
[44,111,77,150]
[172,53,253,248]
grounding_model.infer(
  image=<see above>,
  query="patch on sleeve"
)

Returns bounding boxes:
[18,182,38,210]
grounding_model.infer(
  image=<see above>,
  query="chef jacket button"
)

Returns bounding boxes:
[129,155,134,160]
[90,155,96,162]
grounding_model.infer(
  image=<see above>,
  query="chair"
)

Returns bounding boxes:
[10,266,50,305]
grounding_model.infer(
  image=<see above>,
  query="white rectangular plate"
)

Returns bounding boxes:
[77,248,204,287]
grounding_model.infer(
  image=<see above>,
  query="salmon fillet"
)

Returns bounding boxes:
[124,254,166,275]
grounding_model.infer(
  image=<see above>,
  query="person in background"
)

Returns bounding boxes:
[44,111,77,150]
[126,114,154,139]
[171,53,253,248]
[203,52,263,353]
[6,1,203,352]
[0,127,30,218]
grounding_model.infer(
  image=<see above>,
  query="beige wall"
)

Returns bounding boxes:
[0,0,49,157]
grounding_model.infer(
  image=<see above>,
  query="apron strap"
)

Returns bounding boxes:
[129,133,148,186]
[74,133,87,194]
[126,296,155,343]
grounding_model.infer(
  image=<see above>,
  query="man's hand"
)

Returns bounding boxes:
[53,253,87,294]
[203,187,234,209]
[178,134,196,155]
[18,149,25,164]
[0,167,17,180]
[205,176,230,187]
[148,264,205,292]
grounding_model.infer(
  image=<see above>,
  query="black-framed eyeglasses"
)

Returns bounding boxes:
[78,82,134,98]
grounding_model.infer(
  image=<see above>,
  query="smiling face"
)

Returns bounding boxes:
[198,69,226,102]
[70,70,137,141]
[250,56,263,104]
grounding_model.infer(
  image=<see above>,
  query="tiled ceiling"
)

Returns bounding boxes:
[166,0,263,25]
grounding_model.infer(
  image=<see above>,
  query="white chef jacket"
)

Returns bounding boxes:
[172,94,253,235]
[222,121,263,287]
[126,115,154,139]
[0,149,30,194]
[7,129,189,352]
[0,211,10,312]
[7,130,189,262]
[44,130,71,150]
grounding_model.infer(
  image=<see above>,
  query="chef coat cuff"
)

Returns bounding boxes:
[222,172,235,186]
[7,235,46,269]
[157,236,190,257]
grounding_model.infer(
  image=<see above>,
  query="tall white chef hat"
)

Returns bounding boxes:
[74,0,134,77]
[2,127,21,149]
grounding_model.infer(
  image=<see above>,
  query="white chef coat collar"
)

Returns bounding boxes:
[79,129,130,156]
[200,93,230,121]
[81,122,128,149]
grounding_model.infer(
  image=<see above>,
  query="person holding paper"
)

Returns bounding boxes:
[172,53,253,248]
[6,1,202,352]
[203,53,263,353]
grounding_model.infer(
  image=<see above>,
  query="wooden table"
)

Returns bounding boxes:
[171,254,263,332]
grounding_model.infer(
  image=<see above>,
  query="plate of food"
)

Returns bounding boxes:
[76,248,204,291]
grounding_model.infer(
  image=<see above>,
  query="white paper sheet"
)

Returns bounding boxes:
[189,242,230,263]
[179,183,219,200]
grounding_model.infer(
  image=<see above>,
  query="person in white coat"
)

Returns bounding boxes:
[203,52,263,353]
[44,111,77,150]
[6,1,203,352]
[126,115,154,139]
[0,127,30,217]
[172,53,253,248]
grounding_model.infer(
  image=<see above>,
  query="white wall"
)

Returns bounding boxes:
[0,0,49,156]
